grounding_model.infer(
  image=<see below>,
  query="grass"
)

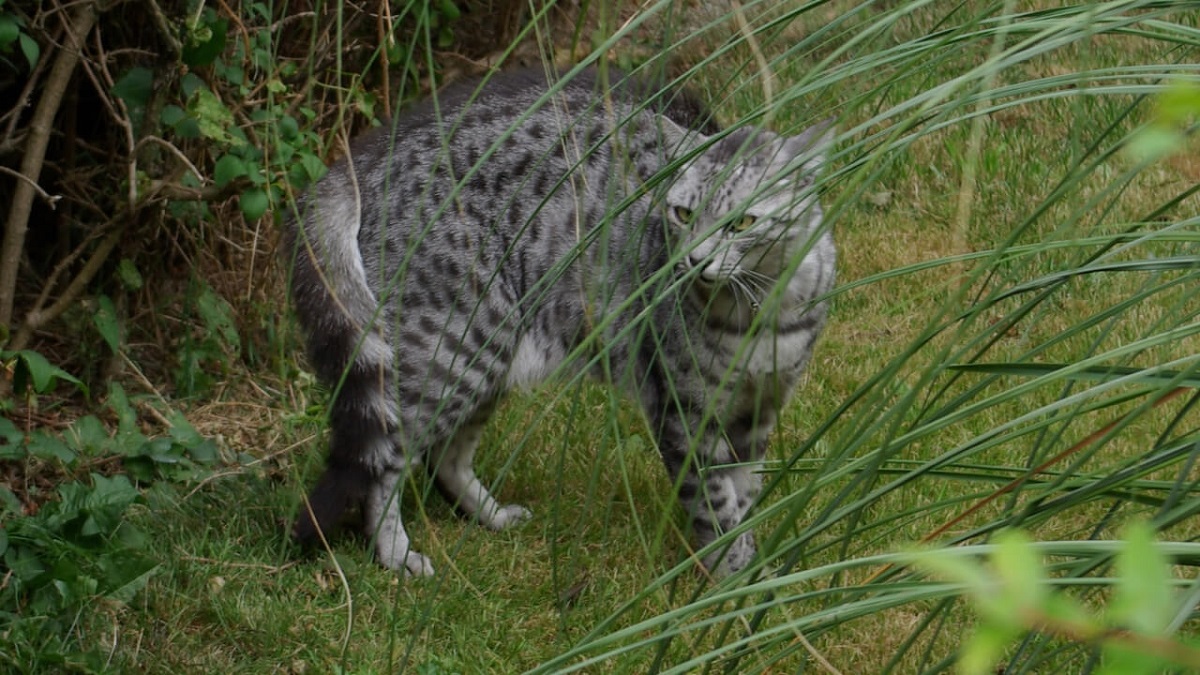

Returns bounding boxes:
[38,0,1200,672]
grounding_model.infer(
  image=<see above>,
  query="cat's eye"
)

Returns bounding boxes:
[730,215,756,232]
[671,206,695,224]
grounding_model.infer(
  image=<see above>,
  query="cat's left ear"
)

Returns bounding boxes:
[782,118,836,174]
[658,114,711,158]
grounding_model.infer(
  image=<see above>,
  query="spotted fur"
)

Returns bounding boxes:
[284,66,835,577]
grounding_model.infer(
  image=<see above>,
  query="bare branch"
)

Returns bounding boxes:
[0,0,99,337]
[9,224,123,351]
[0,166,63,209]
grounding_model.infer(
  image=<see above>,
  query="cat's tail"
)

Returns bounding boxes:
[292,459,372,545]
[285,175,397,546]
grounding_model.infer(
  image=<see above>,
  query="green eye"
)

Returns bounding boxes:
[730,215,756,232]
[671,206,695,224]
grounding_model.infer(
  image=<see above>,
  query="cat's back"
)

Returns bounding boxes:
[337,68,621,173]
[333,66,713,185]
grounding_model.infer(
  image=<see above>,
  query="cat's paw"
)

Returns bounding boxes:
[483,504,532,531]
[376,546,435,577]
[702,531,756,578]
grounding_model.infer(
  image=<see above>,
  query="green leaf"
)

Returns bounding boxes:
[437,0,462,21]
[166,412,218,464]
[5,546,46,583]
[17,30,36,68]
[1127,126,1185,163]
[101,557,159,605]
[0,485,20,515]
[188,86,239,146]
[182,15,227,67]
[1156,79,1200,127]
[239,186,269,220]
[7,349,84,395]
[117,258,144,290]
[213,154,248,188]
[299,153,327,182]
[0,13,17,49]
[195,285,240,352]
[0,528,8,557]
[84,474,140,518]
[1110,522,1172,635]
[0,415,23,459]
[991,529,1045,614]
[180,72,205,99]
[160,105,186,127]
[277,114,299,140]
[111,66,154,112]
[93,295,120,353]
[1097,643,1168,675]
[27,430,75,464]
[69,415,110,456]
[106,382,145,451]
[959,622,1019,675]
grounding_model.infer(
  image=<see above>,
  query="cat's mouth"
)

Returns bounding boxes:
[678,262,721,290]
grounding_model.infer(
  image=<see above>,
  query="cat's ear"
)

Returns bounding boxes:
[658,114,710,156]
[782,118,836,174]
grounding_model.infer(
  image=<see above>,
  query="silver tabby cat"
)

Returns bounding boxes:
[285,66,834,578]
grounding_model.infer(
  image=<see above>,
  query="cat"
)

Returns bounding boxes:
[284,65,835,578]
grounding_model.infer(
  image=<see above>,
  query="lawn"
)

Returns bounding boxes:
[6,1,1200,673]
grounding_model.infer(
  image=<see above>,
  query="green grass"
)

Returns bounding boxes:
[53,0,1200,672]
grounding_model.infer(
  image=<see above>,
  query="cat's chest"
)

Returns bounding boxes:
[707,319,816,376]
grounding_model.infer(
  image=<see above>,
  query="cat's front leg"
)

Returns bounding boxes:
[366,468,435,577]
[657,418,762,577]
[688,461,761,576]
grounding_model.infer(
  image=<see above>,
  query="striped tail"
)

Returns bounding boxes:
[285,183,396,546]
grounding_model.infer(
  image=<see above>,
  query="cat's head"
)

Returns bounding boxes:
[665,121,834,290]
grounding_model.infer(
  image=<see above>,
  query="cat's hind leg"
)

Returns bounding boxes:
[431,419,531,531]
[366,467,435,577]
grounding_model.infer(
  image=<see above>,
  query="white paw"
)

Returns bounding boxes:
[377,545,435,578]
[401,551,435,578]
[483,504,532,531]
[703,531,756,578]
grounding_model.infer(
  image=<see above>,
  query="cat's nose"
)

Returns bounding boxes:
[689,254,720,284]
